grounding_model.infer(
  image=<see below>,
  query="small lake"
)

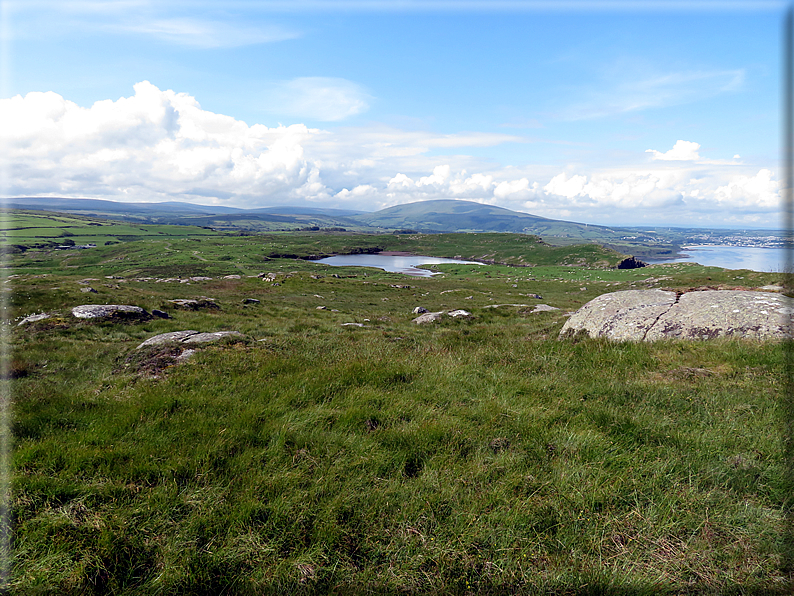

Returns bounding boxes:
[314,254,483,277]
[645,245,788,272]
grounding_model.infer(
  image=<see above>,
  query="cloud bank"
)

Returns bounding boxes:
[0,83,780,227]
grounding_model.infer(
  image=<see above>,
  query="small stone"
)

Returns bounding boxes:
[151,309,171,319]
[341,323,365,327]
[223,275,241,279]
[17,313,51,326]
[243,298,260,304]
[316,306,327,310]
[80,287,97,293]
[412,307,429,314]
[447,310,471,318]
[412,311,444,324]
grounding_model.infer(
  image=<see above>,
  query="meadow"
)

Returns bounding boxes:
[6,212,792,594]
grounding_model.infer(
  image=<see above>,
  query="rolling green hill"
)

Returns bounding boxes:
[351,199,623,239]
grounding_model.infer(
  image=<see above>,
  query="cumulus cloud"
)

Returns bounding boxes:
[0,81,780,226]
[646,140,701,161]
[267,77,372,122]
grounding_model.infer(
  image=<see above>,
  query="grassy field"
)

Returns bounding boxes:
[6,216,792,594]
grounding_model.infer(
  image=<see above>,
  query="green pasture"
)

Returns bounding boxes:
[4,216,792,594]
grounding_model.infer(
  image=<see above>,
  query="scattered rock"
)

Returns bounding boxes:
[560,289,793,341]
[531,304,559,313]
[136,330,243,349]
[412,311,445,324]
[759,284,784,292]
[341,322,366,327]
[168,298,220,310]
[137,330,200,348]
[80,287,97,293]
[17,313,51,326]
[223,275,241,279]
[182,331,244,344]
[483,304,531,309]
[190,276,213,281]
[447,310,471,318]
[243,298,260,304]
[77,278,99,285]
[72,304,151,321]
[151,309,171,319]
[412,306,429,314]
[316,306,327,310]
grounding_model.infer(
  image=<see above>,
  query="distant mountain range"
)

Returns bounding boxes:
[8,196,778,259]
[5,196,623,238]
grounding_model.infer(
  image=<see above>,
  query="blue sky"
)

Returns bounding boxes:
[0,0,787,228]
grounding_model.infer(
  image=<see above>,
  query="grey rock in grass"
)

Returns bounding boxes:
[168,298,219,310]
[447,309,471,318]
[17,313,51,326]
[341,322,366,327]
[243,298,260,304]
[80,287,97,293]
[151,309,171,319]
[223,275,241,279]
[72,304,151,320]
[759,284,784,292]
[182,331,244,345]
[561,289,793,341]
[531,304,559,313]
[136,330,243,349]
[560,290,675,341]
[412,306,429,314]
[645,290,793,341]
[483,304,531,309]
[137,330,200,348]
[412,311,444,324]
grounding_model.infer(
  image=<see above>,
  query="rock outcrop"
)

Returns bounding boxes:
[168,298,219,310]
[137,330,244,349]
[560,289,793,341]
[72,305,151,320]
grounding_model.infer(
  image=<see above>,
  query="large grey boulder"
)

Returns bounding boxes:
[560,289,793,341]
[645,290,793,341]
[560,290,676,341]
[72,305,151,320]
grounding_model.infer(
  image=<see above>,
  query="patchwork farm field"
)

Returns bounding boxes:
[5,211,792,594]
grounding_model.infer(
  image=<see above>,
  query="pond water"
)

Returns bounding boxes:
[645,245,788,273]
[313,254,483,277]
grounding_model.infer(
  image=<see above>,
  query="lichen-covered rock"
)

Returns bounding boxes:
[560,289,793,341]
[72,304,151,320]
[137,331,200,348]
[182,331,243,344]
[168,298,219,310]
[136,330,243,349]
[560,290,675,341]
[645,290,793,341]
[412,311,444,324]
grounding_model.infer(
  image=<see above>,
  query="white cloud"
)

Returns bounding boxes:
[121,18,300,48]
[559,68,745,121]
[0,82,780,226]
[267,77,372,122]
[713,169,778,210]
[646,140,701,161]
